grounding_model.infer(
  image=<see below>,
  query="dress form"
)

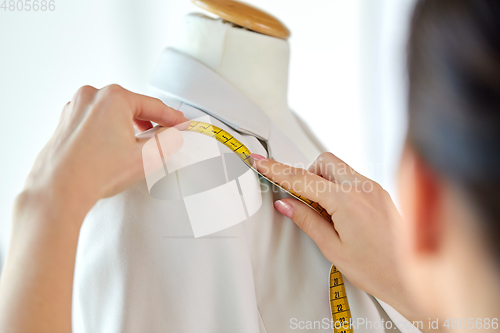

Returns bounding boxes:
[172,3,322,161]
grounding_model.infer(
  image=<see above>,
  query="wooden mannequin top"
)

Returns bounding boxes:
[192,0,290,40]
[171,13,322,161]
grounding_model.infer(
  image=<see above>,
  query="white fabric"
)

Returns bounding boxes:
[72,48,409,332]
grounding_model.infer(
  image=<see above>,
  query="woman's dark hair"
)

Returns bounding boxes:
[407,0,500,255]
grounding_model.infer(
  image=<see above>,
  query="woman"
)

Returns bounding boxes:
[253,0,500,329]
[0,0,499,332]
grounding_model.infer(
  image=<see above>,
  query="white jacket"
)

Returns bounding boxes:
[72,48,411,333]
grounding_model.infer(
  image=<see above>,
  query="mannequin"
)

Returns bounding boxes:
[71,2,409,332]
[172,11,323,162]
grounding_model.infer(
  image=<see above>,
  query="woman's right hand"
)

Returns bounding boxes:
[251,152,416,319]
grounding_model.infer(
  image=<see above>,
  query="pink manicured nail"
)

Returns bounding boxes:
[274,200,294,219]
[250,153,266,161]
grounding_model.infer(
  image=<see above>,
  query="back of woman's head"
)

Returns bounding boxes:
[407,0,500,256]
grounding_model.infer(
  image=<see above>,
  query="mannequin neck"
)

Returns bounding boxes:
[173,14,291,123]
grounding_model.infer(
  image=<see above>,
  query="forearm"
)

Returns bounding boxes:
[0,189,88,333]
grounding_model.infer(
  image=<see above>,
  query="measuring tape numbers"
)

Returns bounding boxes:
[187,120,353,333]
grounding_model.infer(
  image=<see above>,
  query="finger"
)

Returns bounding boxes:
[274,198,340,257]
[252,155,340,215]
[133,119,154,132]
[308,152,359,183]
[99,84,189,127]
[71,85,98,103]
[70,85,98,113]
[125,92,188,127]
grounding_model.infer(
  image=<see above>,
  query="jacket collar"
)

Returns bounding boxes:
[149,48,272,142]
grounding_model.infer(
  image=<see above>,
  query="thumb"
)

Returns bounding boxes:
[274,198,341,258]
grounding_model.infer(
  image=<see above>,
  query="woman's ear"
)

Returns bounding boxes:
[399,143,443,256]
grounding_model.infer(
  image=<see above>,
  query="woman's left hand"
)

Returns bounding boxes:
[0,84,187,333]
[23,84,187,216]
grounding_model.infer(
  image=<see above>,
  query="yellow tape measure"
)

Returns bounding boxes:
[330,266,354,333]
[187,120,353,332]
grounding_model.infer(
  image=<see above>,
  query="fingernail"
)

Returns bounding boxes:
[250,153,266,161]
[274,200,294,219]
